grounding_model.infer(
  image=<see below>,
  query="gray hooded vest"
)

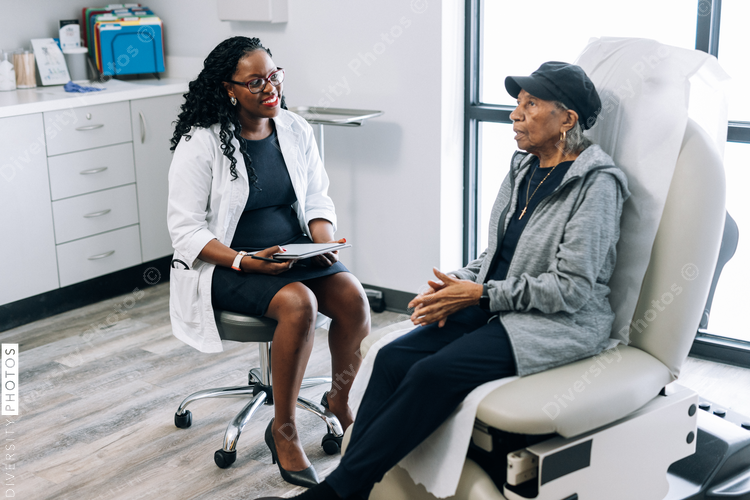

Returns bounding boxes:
[451,145,631,376]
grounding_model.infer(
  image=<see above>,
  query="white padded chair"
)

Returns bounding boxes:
[342,118,731,500]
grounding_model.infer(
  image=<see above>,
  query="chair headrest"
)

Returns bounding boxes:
[575,37,729,345]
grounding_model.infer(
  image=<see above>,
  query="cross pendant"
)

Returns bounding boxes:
[519,207,526,220]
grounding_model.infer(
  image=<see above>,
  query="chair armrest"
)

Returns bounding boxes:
[477,345,673,438]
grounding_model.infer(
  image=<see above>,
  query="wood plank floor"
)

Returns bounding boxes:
[2,283,749,499]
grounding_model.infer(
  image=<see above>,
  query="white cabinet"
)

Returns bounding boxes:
[0,114,59,304]
[0,88,184,307]
[131,94,182,262]
[44,102,142,286]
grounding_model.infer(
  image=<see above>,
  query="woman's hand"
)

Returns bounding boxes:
[241,245,296,275]
[308,218,343,268]
[408,268,484,327]
[311,237,346,267]
[410,276,449,303]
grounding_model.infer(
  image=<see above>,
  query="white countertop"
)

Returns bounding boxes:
[0,78,188,119]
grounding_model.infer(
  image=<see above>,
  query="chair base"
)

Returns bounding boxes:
[360,386,704,500]
[174,370,344,468]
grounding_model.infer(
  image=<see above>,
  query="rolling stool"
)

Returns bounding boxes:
[173,310,344,468]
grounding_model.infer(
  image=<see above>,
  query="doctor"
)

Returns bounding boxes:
[167,36,370,488]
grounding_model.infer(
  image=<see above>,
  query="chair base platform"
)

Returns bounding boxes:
[364,387,750,500]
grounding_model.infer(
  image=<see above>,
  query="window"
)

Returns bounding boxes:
[481,1,696,106]
[477,122,514,252]
[708,142,750,343]
[464,0,750,364]
[717,0,750,121]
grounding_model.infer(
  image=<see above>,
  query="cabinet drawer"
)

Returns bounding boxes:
[52,184,139,244]
[48,143,136,200]
[44,102,133,156]
[57,225,142,287]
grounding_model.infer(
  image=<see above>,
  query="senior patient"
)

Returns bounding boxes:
[256,61,630,500]
[168,36,370,488]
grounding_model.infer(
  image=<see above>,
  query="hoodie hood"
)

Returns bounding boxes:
[511,144,631,202]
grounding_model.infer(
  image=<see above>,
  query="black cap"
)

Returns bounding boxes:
[505,61,602,130]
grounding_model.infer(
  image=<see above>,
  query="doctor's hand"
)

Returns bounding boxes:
[241,246,296,275]
[408,268,484,328]
[311,238,346,268]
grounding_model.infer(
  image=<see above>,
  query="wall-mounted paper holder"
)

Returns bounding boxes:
[217,0,288,23]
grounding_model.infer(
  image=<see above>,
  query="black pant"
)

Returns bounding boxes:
[326,306,517,498]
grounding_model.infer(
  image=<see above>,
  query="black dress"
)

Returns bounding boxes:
[211,128,348,316]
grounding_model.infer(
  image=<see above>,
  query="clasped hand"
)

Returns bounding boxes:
[408,268,484,328]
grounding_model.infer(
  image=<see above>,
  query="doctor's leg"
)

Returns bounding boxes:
[305,272,371,431]
[264,282,319,473]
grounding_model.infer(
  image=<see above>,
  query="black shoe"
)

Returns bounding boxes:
[320,391,330,409]
[264,419,320,488]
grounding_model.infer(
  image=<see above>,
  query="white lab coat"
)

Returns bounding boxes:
[167,109,336,353]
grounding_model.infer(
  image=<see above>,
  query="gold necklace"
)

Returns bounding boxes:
[519,162,559,220]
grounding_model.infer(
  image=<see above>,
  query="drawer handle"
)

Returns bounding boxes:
[88,250,115,260]
[83,209,112,218]
[139,111,147,143]
[76,124,105,131]
[79,166,109,175]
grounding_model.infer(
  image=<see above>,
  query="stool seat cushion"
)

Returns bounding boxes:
[215,310,277,342]
[215,310,330,343]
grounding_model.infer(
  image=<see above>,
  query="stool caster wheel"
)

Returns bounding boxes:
[322,433,342,455]
[214,449,237,468]
[174,410,192,429]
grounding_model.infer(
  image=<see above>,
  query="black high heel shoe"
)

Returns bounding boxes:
[264,419,320,488]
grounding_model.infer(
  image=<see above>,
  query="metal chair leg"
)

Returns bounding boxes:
[248,368,262,384]
[296,395,345,455]
[175,385,257,416]
[300,376,332,389]
[175,335,340,465]
[222,391,269,452]
[214,390,269,468]
[296,396,343,437]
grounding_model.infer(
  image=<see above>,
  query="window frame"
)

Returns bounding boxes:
[463,0,750,367]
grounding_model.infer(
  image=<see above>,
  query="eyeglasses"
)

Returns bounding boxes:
[227,68,285,94]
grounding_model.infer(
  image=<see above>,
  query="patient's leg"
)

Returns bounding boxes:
[348,306,491,442]
[327,313,516,499]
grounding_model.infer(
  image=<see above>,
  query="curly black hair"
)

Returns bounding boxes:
[170,36,287,185]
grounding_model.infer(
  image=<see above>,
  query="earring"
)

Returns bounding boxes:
[560,130,567,144]
[230,96,237,106]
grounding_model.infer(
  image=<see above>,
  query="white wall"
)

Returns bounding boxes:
[0,0,84,52]
[150,0,464,293]
[2,0,464,294]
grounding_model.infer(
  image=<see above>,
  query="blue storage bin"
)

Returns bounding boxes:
[97,20,164,76]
